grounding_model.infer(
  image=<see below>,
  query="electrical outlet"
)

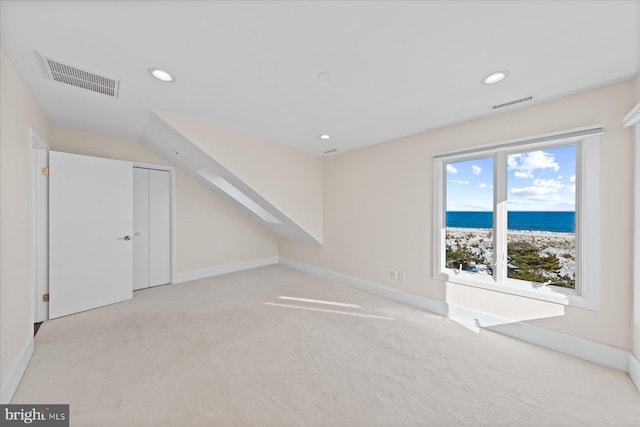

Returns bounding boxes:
[390,269,397,279]
[398,272,406,282]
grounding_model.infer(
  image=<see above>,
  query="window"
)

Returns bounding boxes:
[433,126,601,309]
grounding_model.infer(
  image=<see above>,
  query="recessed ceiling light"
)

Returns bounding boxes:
[148,68,174,82]
[482,70,509,85]
[317,72,334,82]
[319,134,331,140]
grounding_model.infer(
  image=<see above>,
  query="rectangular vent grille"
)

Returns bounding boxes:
[37,53,120,98]
[491,94,536,110]
[323,149,339,154]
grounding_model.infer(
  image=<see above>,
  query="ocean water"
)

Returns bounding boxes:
[446,211,575,233]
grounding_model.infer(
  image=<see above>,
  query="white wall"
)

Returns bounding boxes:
[0,48,50,385]
[281,78,637,350]
[49,128,279,273]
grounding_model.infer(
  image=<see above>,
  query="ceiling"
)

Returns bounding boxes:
[1,1,639,156]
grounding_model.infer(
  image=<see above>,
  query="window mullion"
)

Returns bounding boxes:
[494,152,508,283]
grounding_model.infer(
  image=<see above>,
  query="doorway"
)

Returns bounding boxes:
[31,129,49,324]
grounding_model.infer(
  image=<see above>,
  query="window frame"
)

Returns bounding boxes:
[433,126,602,310]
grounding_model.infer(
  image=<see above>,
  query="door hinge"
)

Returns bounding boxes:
[42,293,49,302]
[42,167,49,176]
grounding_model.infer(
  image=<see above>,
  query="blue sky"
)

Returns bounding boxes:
[446,145,576,212]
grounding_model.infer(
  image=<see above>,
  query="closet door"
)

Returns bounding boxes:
[149,169,171,286]
[133,168,150,290]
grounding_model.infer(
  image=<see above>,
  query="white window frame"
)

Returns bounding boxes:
[433,126,602,310]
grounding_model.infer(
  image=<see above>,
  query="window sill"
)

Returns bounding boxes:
[436,270,598,310]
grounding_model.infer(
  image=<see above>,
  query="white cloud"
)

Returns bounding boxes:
[507,199,535,207]
[510,186,561,201]
[556,200,576,208]
[569,175,576,182]
[478,183,487,188]
[471,165,482,175]
[533,178,564,190]
[449,179,469,185]
[508,150,560,178]
[510,179,565,201]
[446,164,457,174]
[447,201,493,211]
[566,184,575,193]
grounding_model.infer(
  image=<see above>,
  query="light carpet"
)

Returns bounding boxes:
[12,265,640,426]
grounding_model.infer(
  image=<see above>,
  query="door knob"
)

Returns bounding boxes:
[119,235,131,241]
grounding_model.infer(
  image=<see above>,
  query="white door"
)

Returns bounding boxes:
[49,151,133,319]
[133,168,171,290]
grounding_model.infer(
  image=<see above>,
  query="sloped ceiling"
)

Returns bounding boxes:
[139,112,323,243]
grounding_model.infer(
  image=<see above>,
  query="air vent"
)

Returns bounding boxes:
[37,53,120,98]
[491,94,536,110]
[323,149,339,154]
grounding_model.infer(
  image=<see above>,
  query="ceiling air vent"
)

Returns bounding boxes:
[323,149,339,154]
[491,94,536,111]
[37,53,120,98]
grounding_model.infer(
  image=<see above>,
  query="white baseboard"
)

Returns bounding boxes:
[279,257,449,317]
[629,352,640,392]
[0,337,34,404]
[174,256,279,284]
[279,257,634,378]
[448,303,629,372]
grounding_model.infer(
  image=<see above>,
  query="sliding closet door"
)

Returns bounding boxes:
[133,167,171,290]
[148,169,171,286]
[133,168,150,290]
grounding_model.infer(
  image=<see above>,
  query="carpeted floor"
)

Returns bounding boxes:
[12,265,640,426]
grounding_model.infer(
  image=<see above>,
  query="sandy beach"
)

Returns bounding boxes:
[445,227,575,287]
